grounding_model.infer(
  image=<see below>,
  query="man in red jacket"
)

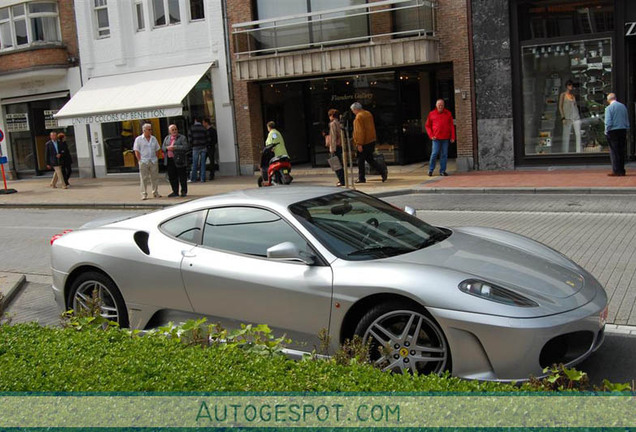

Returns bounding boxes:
[425,99,456,176]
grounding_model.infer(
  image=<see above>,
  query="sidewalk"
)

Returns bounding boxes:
[1,162,636,208]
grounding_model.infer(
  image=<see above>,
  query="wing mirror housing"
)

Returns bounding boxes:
[267,241,315,265]
[404,206,417,217]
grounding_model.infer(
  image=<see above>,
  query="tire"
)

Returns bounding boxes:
[354,301,450,375]
[67,271,129,327]
[257,176,264,187]
[272,171,283,185]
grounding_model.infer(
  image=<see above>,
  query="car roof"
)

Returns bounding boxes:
[188,186,347,208]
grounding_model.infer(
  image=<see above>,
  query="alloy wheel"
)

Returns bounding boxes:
[362,309,448,374]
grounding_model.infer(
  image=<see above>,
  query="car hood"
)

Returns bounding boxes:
[389,227,586,303]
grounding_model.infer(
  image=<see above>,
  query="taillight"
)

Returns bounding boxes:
[50,229,73,245]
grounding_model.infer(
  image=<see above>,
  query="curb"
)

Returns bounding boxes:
[0,274,26,310]
[2,187,636,210]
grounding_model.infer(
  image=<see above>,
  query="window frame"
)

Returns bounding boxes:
[152,0,181,28]
[93,0,110,39]
[134,0,145,31]
[188,0,205,22]
[0,1,61,51]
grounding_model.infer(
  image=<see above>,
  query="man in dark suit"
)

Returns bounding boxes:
[45,131,68,189]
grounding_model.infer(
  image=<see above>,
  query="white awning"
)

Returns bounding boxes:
[54,63,211,126]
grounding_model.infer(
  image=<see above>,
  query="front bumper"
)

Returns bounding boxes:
[429,289,607,381]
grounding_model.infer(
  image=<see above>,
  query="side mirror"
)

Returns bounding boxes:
[267,241,315,265]
[404,206,417,217]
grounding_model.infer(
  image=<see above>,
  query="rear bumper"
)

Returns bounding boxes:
[51,269,67,312]
[429,288,607,381]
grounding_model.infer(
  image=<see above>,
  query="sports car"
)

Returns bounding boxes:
[50,187,607,381]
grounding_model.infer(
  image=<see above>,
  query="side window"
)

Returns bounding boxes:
[202,207,309,257]
[160,210,205,243]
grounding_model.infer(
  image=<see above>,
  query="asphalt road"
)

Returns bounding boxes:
[1,194,636,386]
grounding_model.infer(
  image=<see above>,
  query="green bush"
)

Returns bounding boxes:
[0,323,523,392]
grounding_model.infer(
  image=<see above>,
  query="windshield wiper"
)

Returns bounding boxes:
[347,246,414,258]
[418,232,449,249]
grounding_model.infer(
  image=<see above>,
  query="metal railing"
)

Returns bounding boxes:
[232,0,437,58]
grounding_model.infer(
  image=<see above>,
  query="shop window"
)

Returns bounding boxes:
[189,0,204,21]
[134,0,145,31]
[521,38,612,156]
[518,0,613,40]
[152,0,180,27]
[93,0,109,38]
[0,1,60,50]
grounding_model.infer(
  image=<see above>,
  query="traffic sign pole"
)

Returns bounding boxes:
[0,127,18,195]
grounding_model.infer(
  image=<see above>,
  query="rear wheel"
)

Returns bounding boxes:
[354,302,450,375]
[272,171,283,185]
[67,271,129,327]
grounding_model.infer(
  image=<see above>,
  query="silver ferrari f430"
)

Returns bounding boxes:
[50,187,607,381]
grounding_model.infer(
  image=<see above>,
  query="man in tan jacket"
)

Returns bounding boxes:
[350,102,387,183]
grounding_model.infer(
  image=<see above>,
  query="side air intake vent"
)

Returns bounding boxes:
[134,231,150,255]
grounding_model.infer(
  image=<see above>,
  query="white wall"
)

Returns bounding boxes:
[74,0,237,176]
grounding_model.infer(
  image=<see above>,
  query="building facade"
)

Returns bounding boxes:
[54,0,237,178]
[473,0,635,169]
[0,0,82,179]
[227,0,475,174]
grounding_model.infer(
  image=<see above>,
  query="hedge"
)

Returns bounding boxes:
[0,323,524,393]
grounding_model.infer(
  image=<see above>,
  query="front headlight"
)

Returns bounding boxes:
[458,279,538,307]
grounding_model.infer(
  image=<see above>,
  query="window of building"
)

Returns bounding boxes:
[189,0,204,21]
[254,0,368,53]
[93,0,109,38]
[134,0,145,31]
[517,1,614,157]
[393,0,434,36]
[152,0,180,27]
[0,2,60,50]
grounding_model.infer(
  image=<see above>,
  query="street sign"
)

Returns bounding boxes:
[0,156,6,164]
[0,127,4,142]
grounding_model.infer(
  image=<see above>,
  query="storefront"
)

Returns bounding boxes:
[510,0,635,164]
[55,63,216,176]
[0,69,82,179]
[259,65,455,167]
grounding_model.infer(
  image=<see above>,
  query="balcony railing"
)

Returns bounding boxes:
[232,0,437,58]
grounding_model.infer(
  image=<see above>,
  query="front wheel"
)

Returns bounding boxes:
[354,302,450,375]
[257,176,264,187]
[67,271,129,327]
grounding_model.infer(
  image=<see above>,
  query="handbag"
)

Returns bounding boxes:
[327,154,342,171]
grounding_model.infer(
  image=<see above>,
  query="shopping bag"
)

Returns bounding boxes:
[327,154,342,171]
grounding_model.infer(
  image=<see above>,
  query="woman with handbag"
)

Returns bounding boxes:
[325,108,345,186]
[162,124,190,197]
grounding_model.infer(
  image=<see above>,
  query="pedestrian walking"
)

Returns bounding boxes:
[57,132,73,188]
[189,117,210,182]
[604,93,630,177]
[44,131,66,189]
[202,117,218,180]
[162,124,190,197]
[325,109,345,186]
[133,123,161,200]
[425,99,455,176]
[350,102,387,183]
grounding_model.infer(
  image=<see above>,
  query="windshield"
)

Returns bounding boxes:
[289,191,450,261]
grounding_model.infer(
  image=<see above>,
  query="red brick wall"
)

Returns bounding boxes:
[0,0,79,74]
[227,0,263,171]
[436,0,474,159]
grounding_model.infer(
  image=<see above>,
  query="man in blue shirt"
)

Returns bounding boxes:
[604,93,630,176]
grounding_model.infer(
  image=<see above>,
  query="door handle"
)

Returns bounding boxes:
[181,250,196,258]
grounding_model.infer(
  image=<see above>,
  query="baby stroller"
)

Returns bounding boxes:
[257,143,293,187]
